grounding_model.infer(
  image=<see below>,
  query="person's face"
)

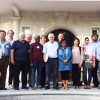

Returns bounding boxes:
[41,37,46,43]
[49,35,54,42]
[74,39,79,46]
[61,41,66,47]
[0,32,6,40]
[92,35,98,41]
[26,35,32,43]
[19,34,25,41]
[8,31,14,39]
[58,34,64,41]
[35,38,40,43]
[85,39,89,45]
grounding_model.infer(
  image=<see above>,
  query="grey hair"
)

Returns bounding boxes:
[25,33,32,37]
[48,33,55,39]
[19,32,25,37]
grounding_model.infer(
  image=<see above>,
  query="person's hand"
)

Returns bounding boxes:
[79,63,82,68]
[11,59,15,65]
[63,60,68,64]
[30,63,33,67]
[92,63,95,69]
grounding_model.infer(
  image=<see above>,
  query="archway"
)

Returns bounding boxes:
[44,27,77,82]
[44,26,76,47]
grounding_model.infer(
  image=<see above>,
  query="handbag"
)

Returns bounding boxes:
[85,62,93,68]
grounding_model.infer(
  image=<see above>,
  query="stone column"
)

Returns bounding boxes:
[11,17,21,40]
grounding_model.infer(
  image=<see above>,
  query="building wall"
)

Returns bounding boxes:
[0,12,100,45]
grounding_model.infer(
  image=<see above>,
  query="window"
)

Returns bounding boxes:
[21,25,31,34]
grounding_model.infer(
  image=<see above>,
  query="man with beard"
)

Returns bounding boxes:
[90,33,100,87]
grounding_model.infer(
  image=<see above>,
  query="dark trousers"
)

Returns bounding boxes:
[45,58,58,86]
[14,60,29,88]
[9,63,14,85]
[83,63,92,85]
[40,64,46,87]
[92,60,98,86]
[27,61,31,86]
[0,57,9,88]
[72,64,81,87]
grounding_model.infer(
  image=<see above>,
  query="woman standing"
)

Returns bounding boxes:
[72,38,83,89]
[58,39,72,90]
[40,35,47,87]
[83,37,95,89]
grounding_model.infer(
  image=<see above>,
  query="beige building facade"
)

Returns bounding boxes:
[0,11,100,45]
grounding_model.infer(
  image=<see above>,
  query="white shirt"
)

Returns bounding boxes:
[8,39,15,46]
[43,41,58,58]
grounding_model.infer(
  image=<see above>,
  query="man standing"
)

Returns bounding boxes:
[43,33,59,89]
[0,30,11,90]
[7,30,15,89]
[30,35,43,89]
[11,32,30,90]
[58,33,64,47]
[26,33,33,87]
[90,33,100,87]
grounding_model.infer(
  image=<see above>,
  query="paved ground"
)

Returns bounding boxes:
[0,86,100,96]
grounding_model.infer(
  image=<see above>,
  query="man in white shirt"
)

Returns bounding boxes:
[43,33,59,89]
[7,30,15,89]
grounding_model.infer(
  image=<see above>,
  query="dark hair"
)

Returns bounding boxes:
[73,38,80,46]
[60,39,67,44]
[85,37,89,41]
[7,30,14,35]
[0,30,6,34]
[91,33,99,39]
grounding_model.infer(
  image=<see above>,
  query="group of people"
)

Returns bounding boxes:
[0,29,100,90]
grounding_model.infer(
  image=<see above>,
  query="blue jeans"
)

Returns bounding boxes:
[31,62,42,87]
[98,62,100,78]
[83,64,92,85]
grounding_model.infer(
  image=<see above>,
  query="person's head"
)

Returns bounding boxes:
[19,32,25,41]
[7,30,14,39]
[73,38,80,46]
[60,39,67,48]
[91,33,99,42]
[84,37,89,45]
[48,33,54,43]
[26,33,32,43]
[41,35,46,44]
[58,33,64,42]
[34,35,40,43]
[0,30,6,40]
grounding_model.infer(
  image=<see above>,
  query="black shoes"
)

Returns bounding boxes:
[0,88,7,90]
[53,86,59,90]
[22,87,29,89]
[45,86,50,89]
[14,87,19,90]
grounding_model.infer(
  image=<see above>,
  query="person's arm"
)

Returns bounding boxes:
[57,49,64,62]
[66,47,72,61]
[79,47,84,67]
[43,43,47,62]
[92,46,96,68]
[10,49,15,65]
[30,44,33,66]
[97,47,100,61]
[10,41,16,65]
